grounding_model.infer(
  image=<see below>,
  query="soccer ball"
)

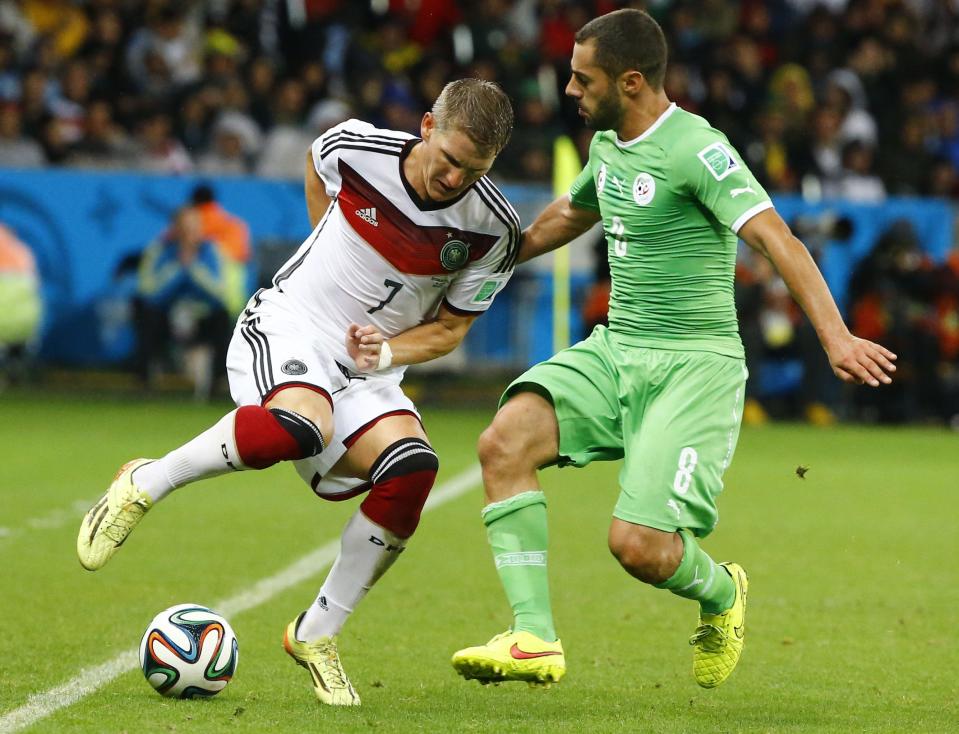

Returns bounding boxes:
[138,603,239,698]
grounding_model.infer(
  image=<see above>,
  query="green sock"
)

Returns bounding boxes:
[655,529,735,615]
[483,490,556,641]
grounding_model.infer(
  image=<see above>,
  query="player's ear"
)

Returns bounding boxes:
[621,70,645,97]
[421,112,435,141]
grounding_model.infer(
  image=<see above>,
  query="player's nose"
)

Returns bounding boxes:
[445,169,465,189]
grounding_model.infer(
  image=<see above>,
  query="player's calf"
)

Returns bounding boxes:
[294,438,438,644]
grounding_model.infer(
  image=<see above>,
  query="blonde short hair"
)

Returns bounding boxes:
[431,79,513,157]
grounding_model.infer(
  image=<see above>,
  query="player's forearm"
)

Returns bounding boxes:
[386,318,473,365]
[519,196,599,263]
[761,234,851,352]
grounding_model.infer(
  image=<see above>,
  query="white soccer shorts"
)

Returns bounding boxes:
[225,306,419,499]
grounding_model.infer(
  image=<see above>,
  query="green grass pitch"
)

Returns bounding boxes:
[1,392,957,733]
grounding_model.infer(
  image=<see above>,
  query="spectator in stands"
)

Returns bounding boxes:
[767,63,816,142]
[0,100,44,166]
[254,77,310,180]
[134,207,231,401]
[807,104,845,189]
[497,80,561,182]
[189,183,251,316]
[66,98,135,169]
[825,70,879,147]
[247,55,278,130]
[0,32,20,100]
[126,6,201,92]
[17,68,49,139]
[20,0,88,60]
[928,157,959,200]
[848,220,938,422]
[256,96,350,180]
[134,110,191,173]
[747,105,803,193]
[196,111,257,175]
[0,222,43,386]
[0,3,36,60]
[830,139,886,202]
[77,6,126,97]
[48,58,92,144]
[880,115,936,195]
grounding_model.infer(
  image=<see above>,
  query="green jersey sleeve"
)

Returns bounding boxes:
[568,163,600,212]
[676,131,772,233]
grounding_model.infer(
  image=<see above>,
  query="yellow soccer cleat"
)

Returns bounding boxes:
[283,614,360,706]
[452,630,566,688]
[690,562,749,688]
[77,458,154,571]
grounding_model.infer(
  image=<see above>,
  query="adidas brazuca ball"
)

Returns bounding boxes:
[138,603,239,698]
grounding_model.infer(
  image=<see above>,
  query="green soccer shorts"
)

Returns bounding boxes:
[501,326,747,537]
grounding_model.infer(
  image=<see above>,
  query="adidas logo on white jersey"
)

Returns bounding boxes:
[355,207,379,227]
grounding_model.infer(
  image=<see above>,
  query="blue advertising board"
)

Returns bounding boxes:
[0,167,953,369]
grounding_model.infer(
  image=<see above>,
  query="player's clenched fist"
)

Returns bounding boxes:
[346,323,390,372]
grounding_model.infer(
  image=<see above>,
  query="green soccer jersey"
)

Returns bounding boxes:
[569,104,772,358]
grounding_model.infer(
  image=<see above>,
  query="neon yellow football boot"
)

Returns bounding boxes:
[283,614,360,706]
[690,562,749,688]
[77,458,154,571]
[452,630,566,688]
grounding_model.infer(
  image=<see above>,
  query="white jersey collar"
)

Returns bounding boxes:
[615,103,678,148]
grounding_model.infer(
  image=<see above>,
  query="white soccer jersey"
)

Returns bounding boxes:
[254,118,520,379]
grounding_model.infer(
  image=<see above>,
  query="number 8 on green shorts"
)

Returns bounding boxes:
[501,325,748,538]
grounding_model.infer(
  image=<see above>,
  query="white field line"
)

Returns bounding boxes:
[0,463,482,734]
[0,498,98,544]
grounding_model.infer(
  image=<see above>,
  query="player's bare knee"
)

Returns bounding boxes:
[477,423,514,472]
[609,530,680,585]
[479,405,545,475]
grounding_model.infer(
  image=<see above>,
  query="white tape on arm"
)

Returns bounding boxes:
[376,340,393,371]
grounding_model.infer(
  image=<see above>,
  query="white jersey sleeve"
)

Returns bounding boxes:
[310,119,393,198]
[443,178,519,313]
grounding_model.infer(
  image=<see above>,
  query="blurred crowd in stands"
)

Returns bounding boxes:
[2,0,959,425]
[0,0,958,194]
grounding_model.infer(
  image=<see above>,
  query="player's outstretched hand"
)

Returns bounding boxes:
[346,323,385,372]
[826,334,897,387]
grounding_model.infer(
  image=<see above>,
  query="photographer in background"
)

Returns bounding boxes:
[134,206,231,400]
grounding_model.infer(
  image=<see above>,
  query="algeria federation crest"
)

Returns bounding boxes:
[597,163,608,193]
[440,239,470,271]
[633,173,656,206]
